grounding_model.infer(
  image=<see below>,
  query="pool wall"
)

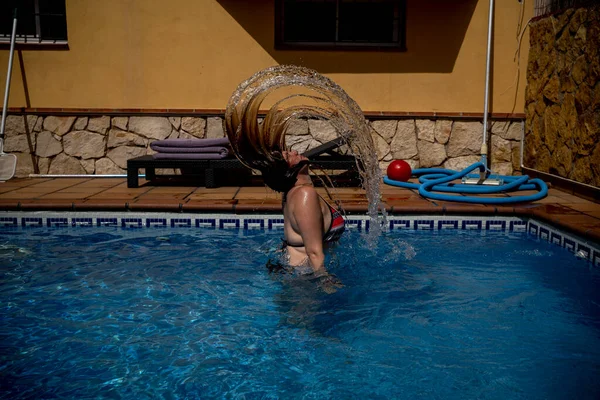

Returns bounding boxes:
[1,212,598,267]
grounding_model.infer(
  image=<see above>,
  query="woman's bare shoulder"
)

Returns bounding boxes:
[287,186,319,204]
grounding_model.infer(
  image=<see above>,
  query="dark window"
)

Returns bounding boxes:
[276,0,406,50]
[0,0,67,44]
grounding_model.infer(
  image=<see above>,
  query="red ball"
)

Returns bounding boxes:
[387,160,412,182]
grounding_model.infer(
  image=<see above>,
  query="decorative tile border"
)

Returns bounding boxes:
[1,213,530,232]
[527,219,599,266]
[0,212,598,266]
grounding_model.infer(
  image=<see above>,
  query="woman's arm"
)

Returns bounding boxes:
[291,188,326,273]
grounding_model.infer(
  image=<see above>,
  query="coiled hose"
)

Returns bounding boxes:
[383,161,548,204]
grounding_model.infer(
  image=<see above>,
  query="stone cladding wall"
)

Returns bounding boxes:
[524,6,600,186]
[4,114,523,178]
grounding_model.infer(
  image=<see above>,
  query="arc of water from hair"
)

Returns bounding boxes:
[225,65,385,233]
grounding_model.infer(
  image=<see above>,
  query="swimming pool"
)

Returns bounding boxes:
[1,212,599,399]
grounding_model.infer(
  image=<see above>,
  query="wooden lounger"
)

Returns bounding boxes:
[127,157,238,188]
[126,138,359,188]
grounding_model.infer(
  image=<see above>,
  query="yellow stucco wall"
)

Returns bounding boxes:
[0,0,532,113]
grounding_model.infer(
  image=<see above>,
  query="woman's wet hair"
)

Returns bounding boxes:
[224,65,381,223]
[262,159,309,193]
[224,65,373,196]
[223,66,338,194]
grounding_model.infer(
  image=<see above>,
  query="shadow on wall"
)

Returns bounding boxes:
[216,0,478,74]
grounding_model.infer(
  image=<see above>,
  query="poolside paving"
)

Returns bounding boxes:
[0,177,599,243]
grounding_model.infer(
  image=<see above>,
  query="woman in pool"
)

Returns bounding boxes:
[224,114,346,276]
[224,65,367,280]
[263,149,345,275]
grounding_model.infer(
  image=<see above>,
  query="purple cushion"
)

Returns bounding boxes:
[150,137,230,149]
[152,152,229,160]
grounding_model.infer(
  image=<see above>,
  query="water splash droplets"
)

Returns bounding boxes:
[225,65,386,233]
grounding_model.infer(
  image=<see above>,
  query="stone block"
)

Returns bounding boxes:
[43,116,76,136]
[96,157,125,174]
[35,131,62,157]
[371,120,397,143]
[571,54,588,85]
[206,117,226,139]
[443,155,480,172]
[390,120,417,159]
[129,117,173,140]
[181,117,206,137]
[542,74,560,103]
[5,134,33,153]
[87,116,111,134]
[112,117,128,130]
[417,140,446,168]
[491,135,512,163]
[63,131,106,159]
[107,128,146,148]
[11,153,32,178]
[74,117,88,130]
[169,117,181,130]
[308,119,337,143]
[373,132,390,160]
[415,120,435,143]
[107,146,147,169]
[434,120,452,144]
[48,153,86,175]
[447,121,482,157]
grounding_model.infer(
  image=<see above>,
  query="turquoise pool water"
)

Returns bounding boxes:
[1,226,599,399]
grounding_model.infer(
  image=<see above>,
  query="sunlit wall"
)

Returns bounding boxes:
[0,0,532,113]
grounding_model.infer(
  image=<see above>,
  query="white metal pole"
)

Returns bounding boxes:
[481,0,494,171]
[0,10,18,151]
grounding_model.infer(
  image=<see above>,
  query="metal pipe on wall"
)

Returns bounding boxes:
[1,10,18,145]
[480,0,495,169]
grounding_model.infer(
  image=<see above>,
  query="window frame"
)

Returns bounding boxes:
[0,0,68,47]
[275,0,407,51]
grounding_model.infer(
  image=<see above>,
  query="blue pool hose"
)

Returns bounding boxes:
[383,161,548,204]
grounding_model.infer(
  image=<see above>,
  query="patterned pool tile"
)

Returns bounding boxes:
[0,212,598,266]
